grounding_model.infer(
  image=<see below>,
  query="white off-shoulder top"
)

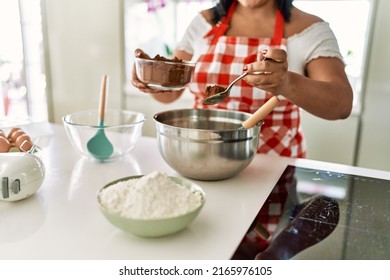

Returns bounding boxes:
[175,13,344,75]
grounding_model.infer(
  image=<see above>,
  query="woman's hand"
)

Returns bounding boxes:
[242,48,288,96]
[243,48,353,120]
[131,48,186,103]
[131,48,171,94]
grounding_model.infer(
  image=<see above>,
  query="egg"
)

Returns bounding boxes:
[19,141,33,152]
[15,134,32,151]
[0,130,6,137]
[9,129,25,143]
[8,146,21,152]
[0,136,11,152]
[7,127,21,139]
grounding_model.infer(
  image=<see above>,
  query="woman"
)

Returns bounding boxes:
[132,0,353,258]
[132,0,353,158]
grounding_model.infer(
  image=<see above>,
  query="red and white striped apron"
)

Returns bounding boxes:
[189,1,306,158]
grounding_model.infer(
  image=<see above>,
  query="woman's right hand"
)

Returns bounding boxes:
[131,49,169,94]
[131,48,185,103]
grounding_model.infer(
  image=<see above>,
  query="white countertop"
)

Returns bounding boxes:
[1,123,390,260]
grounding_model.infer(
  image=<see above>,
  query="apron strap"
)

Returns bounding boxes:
[243,9,285,64]
[271,9,284,45]
[205,3,285,47]
[203,1,237,45]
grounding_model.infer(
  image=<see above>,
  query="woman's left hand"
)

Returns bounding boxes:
[243,48,288,96]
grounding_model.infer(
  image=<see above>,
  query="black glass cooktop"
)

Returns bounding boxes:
[232,165,390,260]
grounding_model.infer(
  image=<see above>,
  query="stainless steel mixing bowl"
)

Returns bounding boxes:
[153,109,261,181]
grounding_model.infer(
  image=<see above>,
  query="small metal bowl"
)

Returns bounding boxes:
[154,109,261,181]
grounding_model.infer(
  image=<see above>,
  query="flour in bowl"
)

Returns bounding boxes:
[98,171,203,219]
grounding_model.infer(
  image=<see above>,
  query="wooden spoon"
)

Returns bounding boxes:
[241,96,280,129]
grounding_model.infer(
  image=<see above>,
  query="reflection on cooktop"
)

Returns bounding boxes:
[232,165,390,260]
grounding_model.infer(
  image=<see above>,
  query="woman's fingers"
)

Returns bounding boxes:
[265,48,287,63]
[134,48,151,59]
[257,48,287,63]
[131,64,163,93]
[243,48,288,92]
[131,52,164,93]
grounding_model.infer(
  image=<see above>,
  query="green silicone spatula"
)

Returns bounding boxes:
[87,75,114,161]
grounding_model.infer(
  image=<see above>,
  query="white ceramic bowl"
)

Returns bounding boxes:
[62,109,145,162]
[97,175,205,238]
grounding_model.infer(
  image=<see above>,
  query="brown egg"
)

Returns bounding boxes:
[9,129,25,143]
[15,134,32,149]
[0,136,11,152]
[19,140,33,152]
[7,127,21,139]
[0,130,6,137]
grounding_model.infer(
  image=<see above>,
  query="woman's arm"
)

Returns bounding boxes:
[244,48,353,120]
[286,56,353,120]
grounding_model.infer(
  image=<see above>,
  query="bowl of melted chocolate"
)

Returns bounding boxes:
[135,49,195,90]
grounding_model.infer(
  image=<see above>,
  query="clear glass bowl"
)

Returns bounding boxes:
[135,57,195,90]
[62,109,145,162]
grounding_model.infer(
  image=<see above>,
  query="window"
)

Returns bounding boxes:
[0,0,48,126]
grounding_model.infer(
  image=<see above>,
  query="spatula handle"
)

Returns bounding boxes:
[99,75,109,122]
[242,96,280,129]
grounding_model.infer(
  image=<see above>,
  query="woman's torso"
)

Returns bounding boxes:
[187,4,306,158]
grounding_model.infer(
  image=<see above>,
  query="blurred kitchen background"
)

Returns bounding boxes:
[1,0,389,172]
